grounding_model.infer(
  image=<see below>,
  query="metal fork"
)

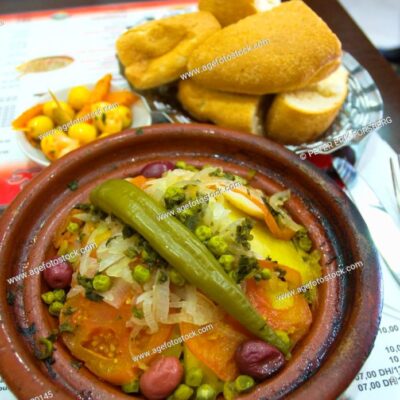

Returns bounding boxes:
[137,88,194,124]
[390,154,400,212]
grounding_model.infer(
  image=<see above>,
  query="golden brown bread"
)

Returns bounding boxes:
[265,66,349,145]
[178,80,263,135]
[116,12,221,90]
[198,0,281,27]
[187,0,342,95]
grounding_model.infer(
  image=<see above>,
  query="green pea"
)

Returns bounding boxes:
[185,367,203,387]
[207,236,228,257]
[53,289,66,303]
[93,274,112,292]
[132,265,151,284]
[49,301,64,316]
[124,247,137,259]
[41,291,55,305]
[176,161,198,172]
[234,375,255,393]
[173,384,194,400]
[67,222,79,233]
[196,384,216,400]
[261,268,272,280]
[36,337,54,360]
[164,187,186,209]
[132,307,144,319]
[223,382,237,400]
[228,270,238,282]
[121,380,139,393]
[218,254,235,271]
[195,225,212,242]
[169,269,185,286]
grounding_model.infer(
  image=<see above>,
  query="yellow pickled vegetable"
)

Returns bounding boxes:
[68,123,97,144]
[40,129,79,161]
[92,102,123,134]
[68,86,91,111]
[43,100,75,125]
[26,115,54,140]
[116,105,132,129]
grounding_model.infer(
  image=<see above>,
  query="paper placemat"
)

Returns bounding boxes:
[0,2,399,399]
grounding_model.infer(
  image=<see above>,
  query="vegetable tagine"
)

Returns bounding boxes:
[40,161,322,399]
[12,74,138,161]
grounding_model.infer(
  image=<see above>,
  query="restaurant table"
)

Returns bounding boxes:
[0,1,400,400]
[0,0,399,150]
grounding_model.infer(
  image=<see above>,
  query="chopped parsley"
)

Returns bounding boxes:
[235,218,254,250]
[67,180,79,191]
[237,255,259,283]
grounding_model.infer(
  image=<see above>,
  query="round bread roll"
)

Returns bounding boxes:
[265,66,349,145]
[187,0,342,95]
[198,0,281,27]
[178,80,263,135]
[116,12,220,90]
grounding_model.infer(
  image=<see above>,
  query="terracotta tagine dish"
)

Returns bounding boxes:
[0,124,381,400]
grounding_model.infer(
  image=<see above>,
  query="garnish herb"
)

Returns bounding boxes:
[67,180,79,191]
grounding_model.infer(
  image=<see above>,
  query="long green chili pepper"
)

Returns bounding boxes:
[90,179,290,355]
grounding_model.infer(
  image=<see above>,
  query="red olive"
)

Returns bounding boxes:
[140,161,175,178]
[140,357,183,399]
[235,340,285,380]
[43,260,73,289]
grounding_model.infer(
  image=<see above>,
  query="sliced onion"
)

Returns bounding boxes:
[99,254,125,271]
[169,301,186,308]
[164,312,191,324]
[269,190,303,232]
[80,256,98,278]
[183,285,197,317]
[102,278,131,309]
[136,291,153,304]
[143,297,158,333]
[127,316,147,327]
[66,285,85,299]
[153,270,169,323]
[73,213,96,222]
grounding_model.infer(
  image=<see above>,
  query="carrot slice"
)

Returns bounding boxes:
[89,73,112,104]
[105,91,139,107]
[180,318,248,381]
[232,188,295,240]
[246,278,312,345]
[126,175,148,189]
[75,104,93,121]
[12,103,44,129]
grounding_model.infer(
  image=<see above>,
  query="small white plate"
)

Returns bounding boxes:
[16,83,152,167]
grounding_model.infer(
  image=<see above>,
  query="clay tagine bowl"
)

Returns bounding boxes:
[0,124,381,400]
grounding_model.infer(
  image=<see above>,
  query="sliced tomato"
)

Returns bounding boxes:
[180,319,249,382]
[60,295,172,385]
[245,277,312,344]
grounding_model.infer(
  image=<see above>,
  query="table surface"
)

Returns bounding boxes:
[0,0,399,153]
